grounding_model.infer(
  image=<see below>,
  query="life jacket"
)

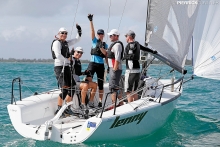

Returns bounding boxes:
[124,41,140,69]
[90,39,106,58]
[73,57,82,76]
[124,41,140,60]
[51,39,70,59]
[107,41,124,59]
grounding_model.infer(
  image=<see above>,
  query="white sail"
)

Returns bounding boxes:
[146,0,199,68]
[193,1,220,80]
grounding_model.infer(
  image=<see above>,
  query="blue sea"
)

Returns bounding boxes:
[0,62,220,147]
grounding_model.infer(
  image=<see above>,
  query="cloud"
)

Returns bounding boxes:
[1,0,149,59]
[1,26,27,41]
[0,0,78,17]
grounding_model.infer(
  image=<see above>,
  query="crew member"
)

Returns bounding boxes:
[124,30,140,102]
[52,24,82,115]
[86,14,108,107]
[124,30,157,102]
[71,47,98,110]
[107,29,124,106]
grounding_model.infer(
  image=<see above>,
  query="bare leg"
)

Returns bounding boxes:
[133,93,138,101]
[111,92,116,104]
[127,91,138,102]
[80,83,89,104]
[86,77,92,82]
[127,92,132,102]
[58,96,63,106]
[99,89,104,102]
[65,95,72,103]
[88,82,97,101]
[118,90,123,106]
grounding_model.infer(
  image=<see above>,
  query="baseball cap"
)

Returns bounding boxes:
[59,27,68,33]
[97,29,105,34]
[125,30,135,38]
[107,29,120,36]
[75,47,84,53]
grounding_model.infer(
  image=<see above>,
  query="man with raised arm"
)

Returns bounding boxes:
[52,24,82,116]
[86,14,108,108]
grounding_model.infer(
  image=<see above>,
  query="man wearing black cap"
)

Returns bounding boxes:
[86,14,108,107]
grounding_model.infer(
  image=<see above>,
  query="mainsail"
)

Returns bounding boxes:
[145,0,199,68]
[192,0,220,80]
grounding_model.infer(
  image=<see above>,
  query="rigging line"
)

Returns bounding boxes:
[118,0,128,30]
[70,0,80,39]
[106,0,111,42]
[21,84,42,101]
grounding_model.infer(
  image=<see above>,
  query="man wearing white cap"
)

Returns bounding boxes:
[107,29,124,106]
[52,24,82,116]
[70,47,97,111]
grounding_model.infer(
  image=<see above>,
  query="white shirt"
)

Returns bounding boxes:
[52,34,80,66]
[108,42,123,70]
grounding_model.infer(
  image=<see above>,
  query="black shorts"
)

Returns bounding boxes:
[86,62,105,90]
[54,66,74,88]
[124,71,140,92]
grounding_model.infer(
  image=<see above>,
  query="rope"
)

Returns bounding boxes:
[70,0,80,39]
[118,0,128,30]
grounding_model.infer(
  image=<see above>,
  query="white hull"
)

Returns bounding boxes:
[7,78,182,144]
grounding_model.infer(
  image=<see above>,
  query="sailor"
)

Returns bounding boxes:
[52,24,82,115]
[107,29,124,106]
[70,47,97,110]
[124,30,158,102]
[124,30,141,102]
[86,14,108,108]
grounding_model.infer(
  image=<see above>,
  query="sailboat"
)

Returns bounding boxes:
[7,0,218,144]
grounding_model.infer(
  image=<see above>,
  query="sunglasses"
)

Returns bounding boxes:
[77,51,83,54]
[110,34,116,38]
[60,32,68,35]
[98,33,104,35]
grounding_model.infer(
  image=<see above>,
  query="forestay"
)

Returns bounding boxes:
[192,0,220,80]
[145,0,199,68]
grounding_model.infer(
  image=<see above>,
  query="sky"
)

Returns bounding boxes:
[0,0,148,60]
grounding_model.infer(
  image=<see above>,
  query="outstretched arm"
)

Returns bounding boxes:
[67,24,82,46]
[140,44,157,54]
[88,14,95,40]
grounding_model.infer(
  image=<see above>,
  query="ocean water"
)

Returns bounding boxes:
[0,62,220,147]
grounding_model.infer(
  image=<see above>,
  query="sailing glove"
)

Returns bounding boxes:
[76,24,82,37]
[99,42,105,49]
[88,14,93,21]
